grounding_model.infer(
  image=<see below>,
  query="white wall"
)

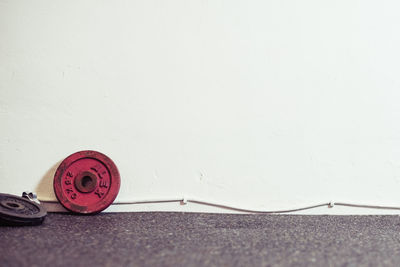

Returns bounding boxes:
[1,0,400,214]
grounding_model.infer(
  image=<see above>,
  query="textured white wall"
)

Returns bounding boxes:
[1,0,400,214]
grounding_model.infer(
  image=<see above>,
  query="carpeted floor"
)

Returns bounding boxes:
[1,213,400,266]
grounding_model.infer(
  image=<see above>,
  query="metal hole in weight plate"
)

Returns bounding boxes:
[1,200,24,210]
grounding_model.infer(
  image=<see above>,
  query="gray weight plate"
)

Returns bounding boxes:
[0,193,47,226]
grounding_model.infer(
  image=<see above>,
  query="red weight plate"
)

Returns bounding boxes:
[53,151,121,214]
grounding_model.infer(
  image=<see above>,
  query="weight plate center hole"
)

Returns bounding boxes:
[75,171,98,193]
[1,200,24,210]
[82,176,93,187]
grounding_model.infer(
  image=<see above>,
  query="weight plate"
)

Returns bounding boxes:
[0,193,47,226]
[53,150,121,214]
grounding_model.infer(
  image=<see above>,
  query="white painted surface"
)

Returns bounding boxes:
[1,0,400,214]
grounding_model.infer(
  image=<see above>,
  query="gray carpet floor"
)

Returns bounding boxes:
[1,213,400,266]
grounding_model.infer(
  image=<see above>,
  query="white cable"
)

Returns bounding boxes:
[38,197,400,213]
[334,202,400,211]
[186,198,329,213]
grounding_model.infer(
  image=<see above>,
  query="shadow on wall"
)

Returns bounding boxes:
[35,160,63,201]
